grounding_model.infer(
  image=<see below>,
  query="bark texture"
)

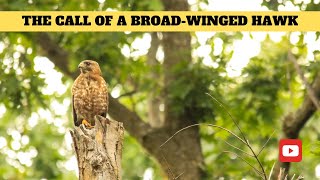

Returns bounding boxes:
[70,116,124,180]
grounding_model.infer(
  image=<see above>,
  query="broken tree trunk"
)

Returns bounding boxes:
[70,115,124,180]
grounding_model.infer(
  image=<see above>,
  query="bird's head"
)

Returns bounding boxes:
[78,60,102,75]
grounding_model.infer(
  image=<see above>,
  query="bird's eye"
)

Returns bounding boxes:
[85,62,91,66]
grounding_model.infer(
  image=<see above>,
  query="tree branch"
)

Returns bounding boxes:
[288,51,320,110]
[117,90,137,99]
[283,72,320,138]
[274,63,320,177]
[35,33,78,79]
[34,32,152,142]
[108,96,152,141]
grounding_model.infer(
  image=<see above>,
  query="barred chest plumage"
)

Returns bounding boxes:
[72,74,108,126]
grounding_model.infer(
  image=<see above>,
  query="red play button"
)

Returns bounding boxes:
[279,139,302,162]
[289,148,293,154]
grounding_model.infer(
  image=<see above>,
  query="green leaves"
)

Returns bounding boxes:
[1,0,320,179]
[311,141,320,156]
[0,35,48,116]
[166,60,220,121]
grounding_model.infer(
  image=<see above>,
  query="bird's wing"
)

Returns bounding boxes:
[72,95,79,126]
[100,84,108,119]
[106,90,109,114]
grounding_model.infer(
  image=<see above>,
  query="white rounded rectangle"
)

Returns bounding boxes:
[282,145,299,157]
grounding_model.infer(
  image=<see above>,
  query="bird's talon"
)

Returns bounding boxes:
[82,119,94,129]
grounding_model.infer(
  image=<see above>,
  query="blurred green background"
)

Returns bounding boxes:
[1,0,320,179]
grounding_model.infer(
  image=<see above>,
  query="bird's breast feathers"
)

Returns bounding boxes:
[72,74,108,115]
[73,74,108,94]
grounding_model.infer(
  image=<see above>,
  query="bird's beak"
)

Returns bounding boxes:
[78,62,84,69]
[78,62,85,73]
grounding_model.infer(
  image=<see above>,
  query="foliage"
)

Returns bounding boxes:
[311,141,320,156]
[1,0,320,179]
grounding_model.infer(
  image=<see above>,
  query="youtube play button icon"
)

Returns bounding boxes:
[279,139,302,162]
[282,145,299,157]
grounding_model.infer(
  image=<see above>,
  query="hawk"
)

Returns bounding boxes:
[72,60,108,128]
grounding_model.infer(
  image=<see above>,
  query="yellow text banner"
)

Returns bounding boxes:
[0,11,319,32]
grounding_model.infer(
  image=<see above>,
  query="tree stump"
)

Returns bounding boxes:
[70,115,124,180]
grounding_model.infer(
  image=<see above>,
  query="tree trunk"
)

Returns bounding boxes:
[147,32,163,128]
[70,115,124,180]
[150,0,205,179]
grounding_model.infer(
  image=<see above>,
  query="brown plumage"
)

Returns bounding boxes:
[72,60,108,128]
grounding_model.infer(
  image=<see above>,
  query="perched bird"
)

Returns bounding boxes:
[72,60,108,128]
